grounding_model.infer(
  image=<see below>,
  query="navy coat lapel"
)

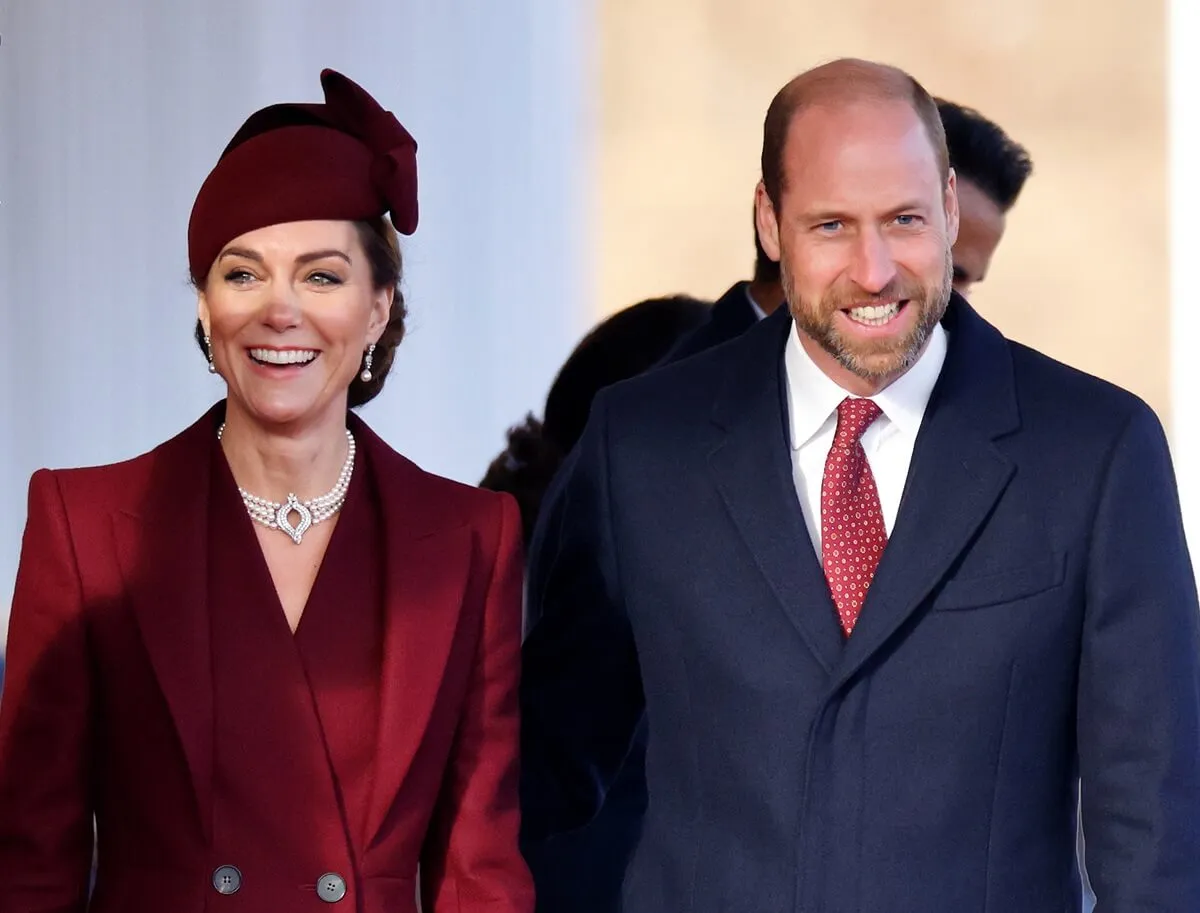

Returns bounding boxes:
[706,297,1022,683]
[708,309,844,673]
[829,298,1021,691]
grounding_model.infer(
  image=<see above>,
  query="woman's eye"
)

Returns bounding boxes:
[308,272,343,287]
[224,269,256,284]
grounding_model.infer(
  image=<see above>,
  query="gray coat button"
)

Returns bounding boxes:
[316,872,347,903]
[212,865,242,895]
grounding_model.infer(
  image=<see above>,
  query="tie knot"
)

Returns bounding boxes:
[834,397,883,445]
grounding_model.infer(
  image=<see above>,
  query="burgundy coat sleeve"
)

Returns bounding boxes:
[420,493,534,912]
[0,470,96,913]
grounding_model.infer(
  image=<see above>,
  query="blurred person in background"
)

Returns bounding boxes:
[937,98,1033,298]
[665,210,785,363]
[0,69,531,913]
[483,295,711,547]
[483,293,710,913]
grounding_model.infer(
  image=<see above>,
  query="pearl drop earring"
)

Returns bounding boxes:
[360,343,376,382]
[205,335,217,374]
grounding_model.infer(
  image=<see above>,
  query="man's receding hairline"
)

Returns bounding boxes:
[761,57,950,207]
[780,59,920,109]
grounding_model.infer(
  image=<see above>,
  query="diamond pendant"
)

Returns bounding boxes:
[276,494,313,545]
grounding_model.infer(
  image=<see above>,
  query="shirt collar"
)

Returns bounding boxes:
[784,319,948,450]
[744,285,768,321]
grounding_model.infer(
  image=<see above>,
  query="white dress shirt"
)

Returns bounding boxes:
[783,322,948,561]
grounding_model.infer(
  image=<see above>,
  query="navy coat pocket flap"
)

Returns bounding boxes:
[933,553,1066,612]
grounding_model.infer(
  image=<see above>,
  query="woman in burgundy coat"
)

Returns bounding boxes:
[0,69,532,913]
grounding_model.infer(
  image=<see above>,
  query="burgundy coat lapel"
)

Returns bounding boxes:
[111,407,221,842]
[353,419,474,843]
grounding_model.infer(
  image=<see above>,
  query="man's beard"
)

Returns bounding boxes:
[783,248,953,382]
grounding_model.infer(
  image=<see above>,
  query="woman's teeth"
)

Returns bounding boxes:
[249,348,318,365]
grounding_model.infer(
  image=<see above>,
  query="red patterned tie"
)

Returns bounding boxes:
[821,397,887,636]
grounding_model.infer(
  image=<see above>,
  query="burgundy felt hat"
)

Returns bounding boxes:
[187,69,418,281]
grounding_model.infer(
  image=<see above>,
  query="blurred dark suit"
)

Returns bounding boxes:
[662,282,759,364]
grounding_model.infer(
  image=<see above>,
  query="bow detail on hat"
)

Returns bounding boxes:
[319,69,419,235]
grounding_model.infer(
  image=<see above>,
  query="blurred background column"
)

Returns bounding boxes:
[0,0,596,640]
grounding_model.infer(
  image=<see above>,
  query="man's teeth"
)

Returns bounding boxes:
[847,302,900,326]
[250,348,318,365]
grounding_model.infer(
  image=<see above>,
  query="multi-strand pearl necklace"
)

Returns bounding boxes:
[216,423,356,545]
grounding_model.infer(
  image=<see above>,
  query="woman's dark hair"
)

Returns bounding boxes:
[481,294,712,545]
[191,215,407,408]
